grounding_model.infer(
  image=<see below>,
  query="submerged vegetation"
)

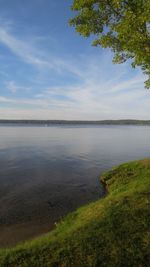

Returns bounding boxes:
[0,159,150,266]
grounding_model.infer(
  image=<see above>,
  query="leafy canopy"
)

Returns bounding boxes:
[70,0,150,88]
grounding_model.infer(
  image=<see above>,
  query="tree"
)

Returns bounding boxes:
[70,0,150,88]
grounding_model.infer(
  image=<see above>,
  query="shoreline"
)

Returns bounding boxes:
[0,119,150,126]
[0,158,149,267]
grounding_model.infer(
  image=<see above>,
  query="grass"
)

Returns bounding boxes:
[0,159,150,267]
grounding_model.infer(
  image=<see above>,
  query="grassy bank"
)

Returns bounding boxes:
[0,159,150,267]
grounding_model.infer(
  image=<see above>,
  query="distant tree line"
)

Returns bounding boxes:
[0,120,150,125]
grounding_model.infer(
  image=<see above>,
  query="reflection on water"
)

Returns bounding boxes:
[0,125,150,247]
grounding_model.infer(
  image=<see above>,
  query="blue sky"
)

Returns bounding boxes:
[0,0,149,120]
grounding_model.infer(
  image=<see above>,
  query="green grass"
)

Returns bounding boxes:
[0,159,150,267]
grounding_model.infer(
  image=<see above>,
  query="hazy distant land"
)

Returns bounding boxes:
[0,119,150,125]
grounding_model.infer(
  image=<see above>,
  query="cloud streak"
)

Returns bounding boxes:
[0,22,149,120]
[0,26,85,78]
[0,66,149,120]
[5,80,31,94]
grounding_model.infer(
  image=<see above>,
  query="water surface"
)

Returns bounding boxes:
[0,125,150,247]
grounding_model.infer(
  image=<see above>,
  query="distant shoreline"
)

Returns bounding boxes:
[0,119,150,126]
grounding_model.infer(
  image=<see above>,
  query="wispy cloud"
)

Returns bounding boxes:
[5,80,31,94]
[0,26,85,78]
[0,26,56,69]
[0,21,149,120]
[1,65,149,120]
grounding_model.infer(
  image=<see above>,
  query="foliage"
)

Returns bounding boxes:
[70,0,150,88]
[0,159,150,266]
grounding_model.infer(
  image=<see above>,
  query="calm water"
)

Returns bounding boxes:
[0,125,150,247]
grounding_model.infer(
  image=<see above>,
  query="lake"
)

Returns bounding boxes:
[0,125,150,247]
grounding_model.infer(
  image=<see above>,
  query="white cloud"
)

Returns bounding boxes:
[0,27,55,69]
[0,23,149,120]
[0,67,149,120]
[0,26,85,77]
[5,80,31,94]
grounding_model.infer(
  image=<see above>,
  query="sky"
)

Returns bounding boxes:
[0,0,149,120]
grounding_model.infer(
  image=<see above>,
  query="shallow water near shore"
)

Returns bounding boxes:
[0,125,150,247]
